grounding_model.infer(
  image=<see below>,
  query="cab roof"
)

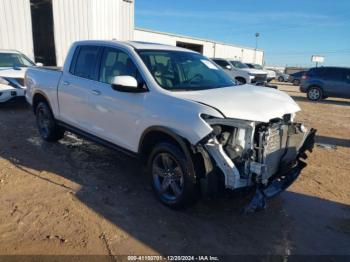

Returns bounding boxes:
[0,50,21,54]
[73,40,197,53]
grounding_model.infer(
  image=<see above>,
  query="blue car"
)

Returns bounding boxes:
[300,67,350,101]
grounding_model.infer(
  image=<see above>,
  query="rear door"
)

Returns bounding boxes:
[338,69,350,98]
[58,45,102,131]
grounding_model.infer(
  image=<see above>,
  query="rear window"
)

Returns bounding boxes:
[213,60,229,68]
[310,68,343,80]
[308,67,350,81]
[71,46,101,80]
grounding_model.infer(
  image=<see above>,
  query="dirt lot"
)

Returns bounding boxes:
[0,83,349,256]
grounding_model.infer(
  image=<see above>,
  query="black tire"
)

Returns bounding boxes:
[35,101,65,142]
[307,86,323,101]
[235,77,246,85]
[278,76,284,82]
[147,142,197,208]
[292,79,300,86]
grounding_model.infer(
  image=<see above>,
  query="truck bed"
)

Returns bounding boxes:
[25,67,63,115]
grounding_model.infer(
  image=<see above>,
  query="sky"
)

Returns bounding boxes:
[135,0,350,67]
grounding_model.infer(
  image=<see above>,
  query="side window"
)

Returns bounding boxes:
[213,60,229,68]
[324,68,342,81]
[99,48,142,86]
[345,70,350,83]
[72,46,100,80]
[338,69,350,83]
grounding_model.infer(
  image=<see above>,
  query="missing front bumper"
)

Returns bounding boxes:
[201,125,316,203]
[245,128,316,212]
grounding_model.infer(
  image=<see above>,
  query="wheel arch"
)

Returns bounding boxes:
[307,84,323,91]
[138,126,200,180]
[32,91,51,115]
[139,126,192,160]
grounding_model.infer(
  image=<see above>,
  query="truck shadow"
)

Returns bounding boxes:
[316,135,350,148]
[0,98,29,110]
[0,108,349,255]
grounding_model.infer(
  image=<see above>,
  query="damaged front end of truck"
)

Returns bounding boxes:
[195,114,316,212]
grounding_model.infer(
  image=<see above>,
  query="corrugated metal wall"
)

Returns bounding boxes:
[0,0,34,60]
[134,28,264,65]
[52,0,134,66]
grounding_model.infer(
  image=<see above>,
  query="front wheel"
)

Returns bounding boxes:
[278,76,284,82]
[36,102,65,142]
[147,142,197,208]
[235,77,246,85]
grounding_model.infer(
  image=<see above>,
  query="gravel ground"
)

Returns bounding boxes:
[0,82,349,256]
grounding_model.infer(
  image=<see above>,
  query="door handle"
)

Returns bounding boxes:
[91,90,101,95]
[62,81,70,86]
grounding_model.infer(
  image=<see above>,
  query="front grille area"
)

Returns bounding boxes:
[252,74,267,83]
[255,120,307,178]
[263,125,288,176]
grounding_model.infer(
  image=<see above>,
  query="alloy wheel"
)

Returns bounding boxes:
[37,107,51,137]
[308,88,321,101]
[152,152,184,201]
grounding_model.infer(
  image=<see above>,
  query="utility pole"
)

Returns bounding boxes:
[254,32,260,64]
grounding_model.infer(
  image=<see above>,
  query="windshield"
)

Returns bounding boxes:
[253,64,263,70]
[138,50,235,91]
[0,53,35,68]
[230,61,249,69]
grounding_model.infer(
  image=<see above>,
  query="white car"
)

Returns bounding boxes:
[212,59,268,85]
[0,50,38,103]
[25,41,315,209]
[246,63,277,82]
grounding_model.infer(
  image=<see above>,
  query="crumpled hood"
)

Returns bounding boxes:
[0,67,27,79]
[172,85,301,122]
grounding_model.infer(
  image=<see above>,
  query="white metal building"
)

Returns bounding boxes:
[0,0,263,66]
[135,28,264,65]
[0,0,134,66]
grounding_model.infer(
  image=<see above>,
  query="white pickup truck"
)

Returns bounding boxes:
[212,59,268,85]
[25,40,316,209]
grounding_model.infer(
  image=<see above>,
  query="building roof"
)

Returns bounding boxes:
[135,27,264,52]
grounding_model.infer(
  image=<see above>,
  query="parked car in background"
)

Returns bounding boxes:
[212,59,267,85]
[25,40,315,209]
[288,71,306,86]
[245,63,276,82]
[300,67,350,101]
[0,50,39,103]
[271,69,289,82]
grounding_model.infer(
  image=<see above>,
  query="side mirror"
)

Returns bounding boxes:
[111,76,145,93]
[36,62,44,67]
[225,65,232,70]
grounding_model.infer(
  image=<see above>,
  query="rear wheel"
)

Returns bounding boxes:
[293,79,300,86]
[307,86,323,101]
[36,102,64,142]
[147,142,197,208]
[278,76,284,82]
